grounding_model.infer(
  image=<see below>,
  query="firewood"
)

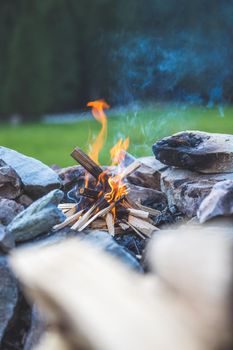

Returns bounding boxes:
[90,218,107,230]
[71,147,103,180]
[77,202,116,232]
[64,206,77,217]
[117,207,149,220]
[58,203,76,209]
[128,208,149,220]
[79,187,100,199]
[53,210,84,231]
[128,215,159,237]
[118,221,130,231]
[105,212,115,236]
[135,203,161,217]
[119,161,141,180]
[122,219,146,239]
[71,203,98,230]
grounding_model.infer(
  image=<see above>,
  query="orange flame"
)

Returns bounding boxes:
[110,137,130,166]
[87,99,110,164]
[86,99,130,219]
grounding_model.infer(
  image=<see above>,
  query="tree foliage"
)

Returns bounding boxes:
[0,0,232,120]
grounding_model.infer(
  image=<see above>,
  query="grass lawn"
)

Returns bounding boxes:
[0,103,232,167]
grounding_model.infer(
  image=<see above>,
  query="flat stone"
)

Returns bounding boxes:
[127,184,167,210]
[161,167,233,218]
[0,147,61,198]
[0,198,24,225]
[153,131,233,173]
[8,190,66,242]
[198,180,233,223]
[0,254,18,346]
[0,160,22,199]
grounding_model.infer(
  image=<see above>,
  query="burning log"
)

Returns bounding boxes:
[79,187,99,199]
[71,147,103,180]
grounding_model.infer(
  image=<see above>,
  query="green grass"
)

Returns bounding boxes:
[0,103,233,167]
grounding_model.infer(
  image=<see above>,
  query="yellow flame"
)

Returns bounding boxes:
[87,99,110,164]
[110,137,130,166]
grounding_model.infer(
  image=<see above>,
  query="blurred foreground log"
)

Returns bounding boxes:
[10,226,233,350]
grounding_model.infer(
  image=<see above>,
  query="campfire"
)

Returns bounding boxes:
[54,100,159,238]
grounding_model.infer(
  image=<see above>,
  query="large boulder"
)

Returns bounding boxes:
[153,131,233,173]
[161,167,233,218]
[0,147,61,198]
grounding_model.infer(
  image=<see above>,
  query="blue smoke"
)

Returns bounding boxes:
[109,29,232,111]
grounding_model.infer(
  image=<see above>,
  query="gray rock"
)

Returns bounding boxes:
[0,225,15,253]
[0,254,18,345]
[20,228,143,272]
[8,190,66,242]
[198,180,233,223]
[0,160,22,199]
[0,198,24,225]
[153,130,233,173]
[23,306,45,350]
[127,183,167,209]
[161,167,233,218]
[57,164,86,191]
[127,158,166,190]
[80,230,143,272]
[17,194,33,208]
[0,146,61,198]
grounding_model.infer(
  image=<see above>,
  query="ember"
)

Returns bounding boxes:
[55,100,159,237]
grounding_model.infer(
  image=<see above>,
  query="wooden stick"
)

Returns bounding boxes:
[128,208,149,220]
[71,203,98,231]
[128,215,159,238]
[53,210,84,231]
[106,212,115,236]
[71,147,103,180]
[90,218,107,230]
[79,187,100,199]
[58,203,77,209]
[77,202,116,232]
[122,219,146,240]
[65,206,77,217]
[135,202,161,217]
[119,161,141,180]
[117,207,149,220]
